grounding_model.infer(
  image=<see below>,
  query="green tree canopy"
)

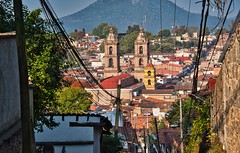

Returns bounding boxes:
[69,29,85,41]
[0,0,15,32]
[92,22,117,39]
[158,29,171,37]
[119,31,138,53]
[160,42,174,53]
[0,1,67,131]
[166,98,193,128]
[186,26,198,37]
[24,9,66,131]
[102,135,122,153]
[56,87,92,114]
[173,25,187,36]
[148,118,165,134]
[120,30,155,54]
[126,24,140,34]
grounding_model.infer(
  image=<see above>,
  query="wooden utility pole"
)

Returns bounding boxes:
[13,0,34,152]
[154,117,161,153]
[114,81,121,137]
[180,97,184,153]
[143,126,146,153]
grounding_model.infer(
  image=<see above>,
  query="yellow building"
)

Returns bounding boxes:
[144,62,156,90]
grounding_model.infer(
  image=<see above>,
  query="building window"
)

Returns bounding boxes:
[109,46,113,54]
[109,58,113,67]
[139,58,143,66]
[139,46,143,54]
[148,79,151,85]
[148,70,151,76]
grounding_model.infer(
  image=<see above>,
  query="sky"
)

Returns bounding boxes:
[23,0,239,18]
[22,0,96,17]
[170,0,240,18]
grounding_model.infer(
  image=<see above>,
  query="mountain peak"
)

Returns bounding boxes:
[61,0,229,34]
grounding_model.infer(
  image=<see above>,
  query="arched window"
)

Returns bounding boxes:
[109,46,113,55]
[148,79,151,85]
[139,58,143,66]
[139,46,143,54]
[148,70,151,76]
[109,58,113,67]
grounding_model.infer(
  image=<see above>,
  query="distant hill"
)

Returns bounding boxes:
[60,0,231,34]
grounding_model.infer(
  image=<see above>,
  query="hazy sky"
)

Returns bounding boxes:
[22,0,96,17]
[23,0,239,18]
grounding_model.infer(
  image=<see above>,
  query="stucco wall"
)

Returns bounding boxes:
[0,33,21,138]
[211,13,240,152]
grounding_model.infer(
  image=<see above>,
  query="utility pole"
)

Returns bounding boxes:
[114,81,121,138]
[180,97,184,153]
[143,126,147,153]
[154,117,161,153]
[13,0,34,152]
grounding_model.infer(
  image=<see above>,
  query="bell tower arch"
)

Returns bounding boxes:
[104,28,120,78]
[134,28,149,81]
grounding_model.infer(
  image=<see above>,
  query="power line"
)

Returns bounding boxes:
[159,0,163,51]
[39,0,117,100]
[186,0,192,31]
[183,0,209,145]
[192,0,209,94]
[199,0,234,91]
[44,15,112,104]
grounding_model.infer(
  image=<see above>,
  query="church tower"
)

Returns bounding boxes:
[104,28,120,78]
[144,62,156,90]
[134,28,149,82]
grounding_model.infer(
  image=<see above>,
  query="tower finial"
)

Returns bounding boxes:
[110,27,113,33]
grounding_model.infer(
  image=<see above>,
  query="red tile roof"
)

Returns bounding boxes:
[146,63,154,68]
[170,56,190,62]
[141,89,174,94]
[101,73,131,89]
[156,69,180,76]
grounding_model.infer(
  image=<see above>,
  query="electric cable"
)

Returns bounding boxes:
[39,0,117,99]
[199,0,233,91]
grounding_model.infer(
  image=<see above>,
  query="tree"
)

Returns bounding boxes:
[0,0,15,32]
[92,22,117,39]
[56,87,92,114]
[160,43,174,53]
[1,2,69,131]
[186,26,198,37]
[166,98,194,130]
[120,30,155,54]
[173,25,187,36]
[126,24,140,34]
[214,27,228,36]
[148,118,165,134]
[158,29,171,37]
[184,99,211,153]
[69,29,85,40]
[119,31,138,53]
[24,9,66,131]
[102,135,122,153]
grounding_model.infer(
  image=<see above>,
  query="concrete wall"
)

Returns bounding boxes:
[0,33,21,140]
[211,13,240,152]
